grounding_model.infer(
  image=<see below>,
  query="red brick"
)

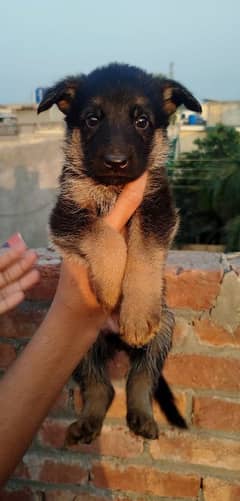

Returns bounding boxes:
[194,318,240,347]
[166,268,222,310]
[45,491,131,501]
[26,262,59,301]
[39,419,143,458]
[193,395,240,432]
[13,454,88,485]
[106,386,126,418]
[0,342,16,369]
[204,477,240,501]
[172,318,192,348]
[0,488,33,500]
[44,491,110,501]
[40,459,88,485]
[150,430,240,471]
[163,353,240,391]
[38,419,67,448]
[70,424,143,458]
[92,461,200,497]
[0,306,46,340]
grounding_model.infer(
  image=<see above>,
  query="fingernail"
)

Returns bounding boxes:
[2,233,26,249]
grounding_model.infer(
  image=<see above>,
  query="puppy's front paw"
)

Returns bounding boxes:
[91,263,124,311]
[120,298,162,347]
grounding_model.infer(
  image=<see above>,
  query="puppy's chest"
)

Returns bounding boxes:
[91,185,120,217]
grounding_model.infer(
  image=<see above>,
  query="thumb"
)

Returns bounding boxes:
[104,172,148,232]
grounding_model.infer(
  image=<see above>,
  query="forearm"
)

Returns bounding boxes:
[0,298,104,485]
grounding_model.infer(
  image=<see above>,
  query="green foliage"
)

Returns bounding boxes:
[224,216,240,251]
[169,124,240,251]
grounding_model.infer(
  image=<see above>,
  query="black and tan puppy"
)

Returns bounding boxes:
[38,64,201,442]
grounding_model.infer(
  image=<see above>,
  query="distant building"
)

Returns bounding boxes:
[202,100,240,127]
[172,100,240,155]
[0,112,18,136]
[0,103,63,135]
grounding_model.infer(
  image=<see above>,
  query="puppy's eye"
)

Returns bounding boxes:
[86,114,100,128]
[135,115,149,129]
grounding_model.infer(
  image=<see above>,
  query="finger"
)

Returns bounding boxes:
[0,243,27,271]
[0,269,40,300]
[104,171,148,231]
[19,268,40,292]
[0,290,25,315]
[3,232,26,248]
[0,250,38,289]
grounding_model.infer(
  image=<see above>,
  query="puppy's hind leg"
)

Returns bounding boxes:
[126,306,174,440]
[66,335,114,445]
[127,362,159,439]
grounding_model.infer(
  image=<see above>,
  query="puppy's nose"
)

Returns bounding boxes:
[104,154,128,169]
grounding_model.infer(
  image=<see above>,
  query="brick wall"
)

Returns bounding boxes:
[0,250,240,501]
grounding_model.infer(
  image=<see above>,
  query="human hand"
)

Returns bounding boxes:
[0,234,40,314]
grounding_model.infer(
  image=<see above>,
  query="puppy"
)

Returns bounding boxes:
[38,63,201,442]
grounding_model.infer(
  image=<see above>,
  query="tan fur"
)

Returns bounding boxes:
[57,86,78,114]
[49,233,86,265]
[145,129,169,196]
[120,215,166,347]
[64,128,84,174]
[135,96,149,106]
[162,87,177,116]
[63,177,119,214]
[147,129,169,171]
[58,99,71,114]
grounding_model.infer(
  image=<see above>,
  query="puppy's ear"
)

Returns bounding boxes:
[158,79,202,116]
[37,76,82,115]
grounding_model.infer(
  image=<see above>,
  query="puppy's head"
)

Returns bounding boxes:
[38,63,201,185]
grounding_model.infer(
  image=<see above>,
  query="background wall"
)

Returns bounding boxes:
[0,131,63,247]
[0,250,240,500]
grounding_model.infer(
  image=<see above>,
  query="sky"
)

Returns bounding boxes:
[0,0,239,104]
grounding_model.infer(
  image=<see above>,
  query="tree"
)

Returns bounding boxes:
[169,124,240,251]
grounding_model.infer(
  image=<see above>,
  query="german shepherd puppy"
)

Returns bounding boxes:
[38,63,201,442]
